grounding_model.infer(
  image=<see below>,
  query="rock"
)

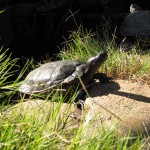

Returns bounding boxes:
[82,80,150,138]
[3,100,81,131]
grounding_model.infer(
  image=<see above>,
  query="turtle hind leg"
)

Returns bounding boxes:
[73,89,86,110]
[93,73,113,83]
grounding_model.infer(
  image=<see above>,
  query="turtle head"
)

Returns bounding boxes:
[87,51,107,66]
[86,51,107,76]
[130,4,141,13]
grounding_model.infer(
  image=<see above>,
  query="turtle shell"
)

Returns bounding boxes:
[19,60,87,94]
[120,11,150,38]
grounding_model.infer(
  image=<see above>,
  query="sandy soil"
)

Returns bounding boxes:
[3,79,150,138]
[83,79,150,137]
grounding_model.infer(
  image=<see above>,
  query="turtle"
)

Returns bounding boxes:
[19,51,109,108]
[119,4,150,51]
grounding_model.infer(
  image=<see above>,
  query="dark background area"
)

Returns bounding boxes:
[0,0,150,61]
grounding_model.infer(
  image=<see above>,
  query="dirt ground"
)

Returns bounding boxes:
[3,79,150,138]
[83,79,150,137]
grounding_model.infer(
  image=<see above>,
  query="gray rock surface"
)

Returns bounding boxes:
[83,80,150,137]
[4,100,81,131]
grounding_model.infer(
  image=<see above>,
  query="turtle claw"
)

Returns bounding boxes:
[73,89,86,103]
[119,37,134,51]
[73,89,86,109]
[74,100,85,110]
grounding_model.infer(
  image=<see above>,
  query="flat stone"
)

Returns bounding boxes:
[82,80,150,137]
[3,100,81,131]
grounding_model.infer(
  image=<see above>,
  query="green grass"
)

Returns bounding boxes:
[58,27,150,84]
[0,46,34,104]
[0,101,75,150]
[0,10,5,13]
[0,25,150,149]
[0,99,147,150]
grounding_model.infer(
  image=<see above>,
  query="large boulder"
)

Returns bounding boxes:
[82,80,150,137]
[3,100,81,131]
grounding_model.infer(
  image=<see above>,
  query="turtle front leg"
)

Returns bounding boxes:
[73,88,86,109]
